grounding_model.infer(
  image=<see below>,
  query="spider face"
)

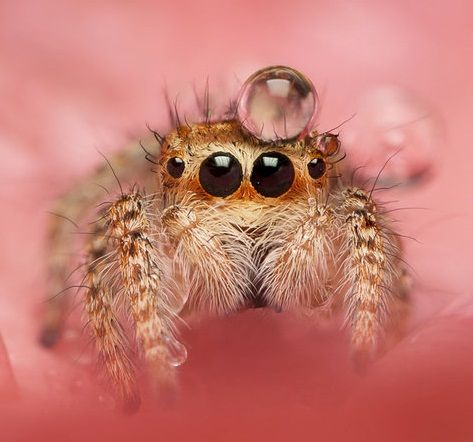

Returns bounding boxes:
[160,121,339,223]
[158,66,342,222]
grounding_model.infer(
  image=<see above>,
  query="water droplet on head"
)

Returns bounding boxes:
[237,66,318,142]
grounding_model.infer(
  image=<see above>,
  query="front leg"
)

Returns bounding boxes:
[337,187,406,363]
[107,193,186,396]
[41,143,157,347]
[85,215,138,411]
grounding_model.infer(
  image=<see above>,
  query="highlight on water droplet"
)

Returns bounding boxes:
[237,66,318,142]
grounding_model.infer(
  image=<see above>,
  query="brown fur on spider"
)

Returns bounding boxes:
[41,67,410,412]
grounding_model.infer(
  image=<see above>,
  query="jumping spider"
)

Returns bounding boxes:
[41,66,410,410]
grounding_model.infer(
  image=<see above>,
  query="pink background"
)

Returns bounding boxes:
[1,0,472,440]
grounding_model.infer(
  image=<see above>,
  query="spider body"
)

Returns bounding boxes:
[42,68,410,410]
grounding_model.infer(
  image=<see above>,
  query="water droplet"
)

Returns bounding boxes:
[163,334,187,367]
[237,66,318,142]
[342,86,441,186]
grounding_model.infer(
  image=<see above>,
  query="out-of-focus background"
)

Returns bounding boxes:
[1,1,472,441]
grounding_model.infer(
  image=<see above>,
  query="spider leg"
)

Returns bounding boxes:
[107,192,183,396]
[41,140,158,347]
[85,216,139,411]
[336,187,408,365]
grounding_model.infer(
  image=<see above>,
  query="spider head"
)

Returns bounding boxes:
[158,66,341,211]
[159,120,340,204]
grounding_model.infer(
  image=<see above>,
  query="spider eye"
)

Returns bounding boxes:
[251,152,295,197]
[317,134,340,156]
[167,157,185,178]
[199,152,243,197]
[308,158,326,179]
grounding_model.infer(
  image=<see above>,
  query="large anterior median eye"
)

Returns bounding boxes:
[250,152,295,197]
[199,152,243,197]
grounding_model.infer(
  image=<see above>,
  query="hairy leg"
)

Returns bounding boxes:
[107,192,183,392]
[84,217,139,411]
[41,140,157,346]
[336,187,408,364]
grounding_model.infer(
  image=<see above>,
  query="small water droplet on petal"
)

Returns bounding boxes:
[342,86,441,187]
[163,334,187,367]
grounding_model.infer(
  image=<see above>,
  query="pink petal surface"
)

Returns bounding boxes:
[1,1,472,441]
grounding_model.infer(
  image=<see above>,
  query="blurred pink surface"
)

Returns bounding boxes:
[1,0,473,441]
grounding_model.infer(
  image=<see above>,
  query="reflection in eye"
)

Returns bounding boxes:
[213,155,231,169]
[262,156,279,168]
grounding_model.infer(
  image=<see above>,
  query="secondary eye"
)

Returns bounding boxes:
[167,157,185,178]
[199,152,243,197]
[250,152,295,197]
[308,158,326,179]
[317,134,340,156]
